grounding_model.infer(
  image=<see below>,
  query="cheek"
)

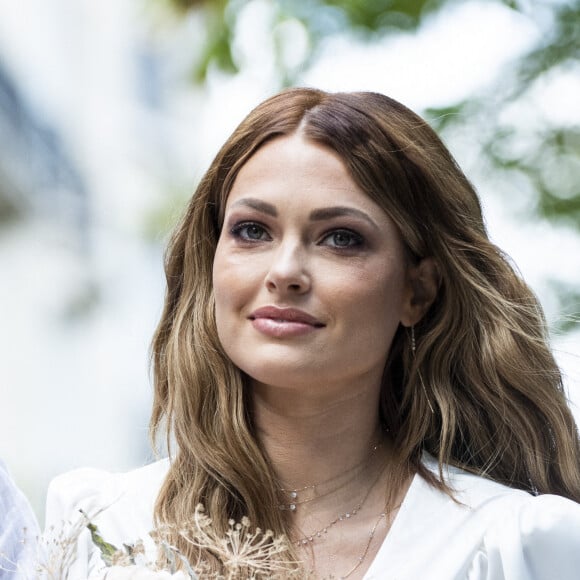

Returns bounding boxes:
[212,245,261,371]
[212,245,259,327]
[212,246,233,333]
[342,266,407,339]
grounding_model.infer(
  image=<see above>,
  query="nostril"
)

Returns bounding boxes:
[264,269,310,294]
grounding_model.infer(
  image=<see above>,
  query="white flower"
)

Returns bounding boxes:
[36,504,301,579]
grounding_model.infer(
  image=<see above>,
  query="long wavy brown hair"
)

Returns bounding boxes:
[150,88,580,568]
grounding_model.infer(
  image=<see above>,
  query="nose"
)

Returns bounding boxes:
[264,239,311,295]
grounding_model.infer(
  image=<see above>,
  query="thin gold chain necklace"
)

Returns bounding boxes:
[293,458,386,547]
[278,442,381,511]
[339,505,396,579]
[302,502,400,580]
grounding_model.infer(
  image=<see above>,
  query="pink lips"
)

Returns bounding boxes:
[249,306,325,338]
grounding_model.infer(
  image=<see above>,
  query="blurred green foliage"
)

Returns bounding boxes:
[549,280,580,334]
[157,0,580,326]
[159,0,580,228]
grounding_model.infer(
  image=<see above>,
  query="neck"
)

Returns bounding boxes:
[250,379,408,580]
[251,379,389,488]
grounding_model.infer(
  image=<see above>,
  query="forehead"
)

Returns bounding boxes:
[225,133,381,215]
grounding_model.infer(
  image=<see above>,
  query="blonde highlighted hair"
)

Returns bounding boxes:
[150,88,580,568]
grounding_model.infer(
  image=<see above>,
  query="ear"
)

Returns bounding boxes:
[400,257,439,327]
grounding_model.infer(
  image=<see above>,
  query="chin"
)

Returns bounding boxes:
[235,360,324,391]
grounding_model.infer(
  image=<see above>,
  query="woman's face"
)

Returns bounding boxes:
[213,133,418,394]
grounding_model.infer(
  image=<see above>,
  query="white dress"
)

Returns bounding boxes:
[0,459,40,579]
[44,456,580,580]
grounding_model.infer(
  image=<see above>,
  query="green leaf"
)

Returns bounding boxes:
[86,520,120,565]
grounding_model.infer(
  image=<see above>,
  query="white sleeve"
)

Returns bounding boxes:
[473,494,580,580]
[44,468,116,580]
[44,461,166,580]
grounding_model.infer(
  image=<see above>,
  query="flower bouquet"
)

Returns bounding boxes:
[35,504,302,579]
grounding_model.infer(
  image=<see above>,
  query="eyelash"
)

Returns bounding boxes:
[320,229,364,249]
[229,221,365,250]
[230,221,271,242]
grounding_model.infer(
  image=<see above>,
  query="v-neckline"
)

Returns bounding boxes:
[362,460,430,578]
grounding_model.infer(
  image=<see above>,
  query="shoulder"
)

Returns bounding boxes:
[44,459,170,579]
[424,454,580,540]
[419,456,580,579]
[473,492,580,579]
[46,459,169,527]
[46,459,169,528]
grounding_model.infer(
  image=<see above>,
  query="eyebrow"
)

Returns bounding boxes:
[229,198,378,230]
[229,198,278,216]
[309,206,379,230]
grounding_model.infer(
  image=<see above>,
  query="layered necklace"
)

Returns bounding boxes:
[276,440,398,578]
[292,454,385,546]
[277,442,381,512]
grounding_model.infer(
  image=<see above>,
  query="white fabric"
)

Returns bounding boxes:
[365,459,580,579]
[0,459,40,579]
[45,457,580,580]
[44,460,168,579]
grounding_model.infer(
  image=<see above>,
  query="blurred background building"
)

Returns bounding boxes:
[1,0,579,522]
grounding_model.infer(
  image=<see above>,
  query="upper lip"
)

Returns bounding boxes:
[249,306,325,327]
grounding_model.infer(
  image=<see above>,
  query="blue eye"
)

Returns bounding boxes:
[230,222,270,241]
[322,229,363,248]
